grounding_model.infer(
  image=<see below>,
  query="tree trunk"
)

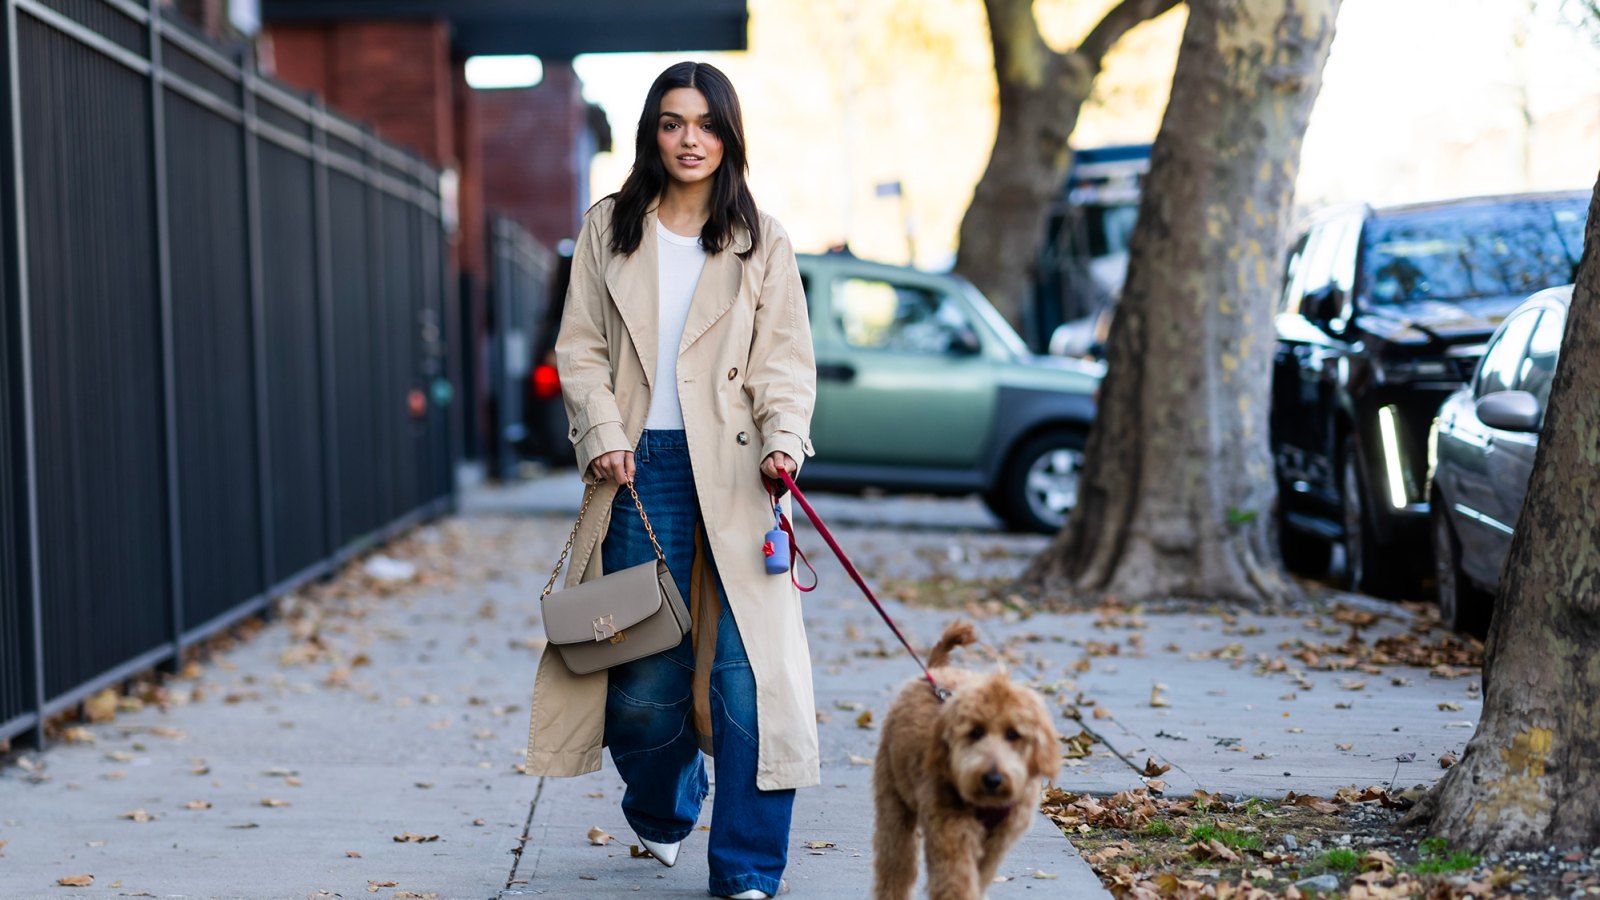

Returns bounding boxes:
[954,0,1180,328]
[1416,181,1600,852]
[1021,0,1339,608]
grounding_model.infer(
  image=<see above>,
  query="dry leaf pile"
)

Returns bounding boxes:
[1042,786,1538,899]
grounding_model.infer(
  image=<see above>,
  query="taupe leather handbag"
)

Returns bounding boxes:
[540,482,691,675]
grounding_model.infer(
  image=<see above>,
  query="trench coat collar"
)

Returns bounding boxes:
[603,206,751,388]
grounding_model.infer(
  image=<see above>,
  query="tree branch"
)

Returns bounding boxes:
[1077,0,1184,70]
[984,0,1056,87]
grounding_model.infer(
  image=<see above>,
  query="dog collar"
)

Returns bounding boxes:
[975,805,1012,830]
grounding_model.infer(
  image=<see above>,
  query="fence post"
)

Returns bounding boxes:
[310,97,341,559]
[365,129,391,525]
[240,50,276,599]
[147,0,184,671]
[2,0,46,749]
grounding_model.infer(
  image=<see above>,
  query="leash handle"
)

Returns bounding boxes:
[777,470,943,697]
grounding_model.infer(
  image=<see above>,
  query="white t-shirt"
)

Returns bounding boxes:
[645,220,708,429]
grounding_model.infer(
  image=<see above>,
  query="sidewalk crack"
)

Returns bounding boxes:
[503,776,544,893]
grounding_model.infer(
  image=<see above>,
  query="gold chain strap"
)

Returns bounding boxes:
[541,481,666,598]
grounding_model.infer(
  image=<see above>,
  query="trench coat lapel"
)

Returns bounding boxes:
[678,224,752,355]
[603,211,660,389]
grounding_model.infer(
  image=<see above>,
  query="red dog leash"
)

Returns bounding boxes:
[772,469,948,700]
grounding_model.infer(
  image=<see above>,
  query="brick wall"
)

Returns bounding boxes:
[265,20,454,167]
[478,60,592,248]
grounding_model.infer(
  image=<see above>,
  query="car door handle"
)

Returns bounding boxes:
[817,363,856,382]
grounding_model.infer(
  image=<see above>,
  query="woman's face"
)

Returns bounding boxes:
[656,87,723,188]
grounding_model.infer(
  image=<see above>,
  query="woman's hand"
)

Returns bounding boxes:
[589,450,636,484]
[760,451,796,481]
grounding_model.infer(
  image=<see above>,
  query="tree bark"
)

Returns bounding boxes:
[953,0,1180,328]
[1021,0,1339,608]
[1416,181,1600,852]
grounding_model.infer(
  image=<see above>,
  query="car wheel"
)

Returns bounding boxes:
[1430,495,1490,635]
[1339,436,1381,594]
[998,430,1086,534]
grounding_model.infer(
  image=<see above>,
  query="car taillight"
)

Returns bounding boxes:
[532,364,561,399]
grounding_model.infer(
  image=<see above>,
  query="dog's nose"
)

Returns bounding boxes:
[982,771,1004,793]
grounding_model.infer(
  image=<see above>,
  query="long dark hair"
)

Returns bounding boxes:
[607,61,760,259]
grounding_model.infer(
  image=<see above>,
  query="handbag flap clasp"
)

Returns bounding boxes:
[542,560,669,646]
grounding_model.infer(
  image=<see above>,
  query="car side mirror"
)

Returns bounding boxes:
[1475,390,1541,433]
[948,329,982,356]
[1303,284,1345,323]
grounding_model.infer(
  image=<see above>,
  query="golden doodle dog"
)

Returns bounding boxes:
[872,621,1061,900]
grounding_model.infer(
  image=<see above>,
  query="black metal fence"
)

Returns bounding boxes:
[487,215,555,479]
[0,0,454,747]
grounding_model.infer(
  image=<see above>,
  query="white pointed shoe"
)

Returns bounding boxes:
[637,835,679,868]
[724,892,769,899]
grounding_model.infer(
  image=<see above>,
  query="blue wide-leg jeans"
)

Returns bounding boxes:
[600,429,795,897]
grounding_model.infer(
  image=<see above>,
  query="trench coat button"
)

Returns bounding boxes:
[570,427,578,437]
[736,432,750,446]
[727,367,738,380]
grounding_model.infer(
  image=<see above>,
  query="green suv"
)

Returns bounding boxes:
[795,252,1103,532]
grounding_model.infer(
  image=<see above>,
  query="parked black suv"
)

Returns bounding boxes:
[1271,190,1589,594]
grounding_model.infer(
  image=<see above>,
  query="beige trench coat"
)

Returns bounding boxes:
[524,197,821,791]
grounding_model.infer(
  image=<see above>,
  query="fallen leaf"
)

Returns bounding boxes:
[394,894,438,899]
[1337,743,1354,751]
[393,832,439,843]
[855,710,874,729]
[587,826,613,846]
[57,875,94,887]
[147,726,186,740]
[1149,684,1171,708]
[367,881,399,892]
[1144,779,1168,795]
[1286,726,1304,733]
[1438,701,1463,711]
[121,809,154,822]
[84,688,119,722]
[1285,792,1338,813]
[1141,757,1171,777]
[1187,839,1240,862]
[261,798,292,808]
[473,819,486,826]
[60,727,95,744]
[1439,751,1459,768]
[803,840,836,850]
[849,755,873,766]
[1031,870,1059,880]
[183,800,212,810]
[346,851,362,858]
[1093,707,1113,720]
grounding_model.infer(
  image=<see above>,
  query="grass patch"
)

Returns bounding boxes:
[1316,847,1361,873]
[1405,837,1480,875]
[1188,821,1263,852]
[1143,820,1176,839]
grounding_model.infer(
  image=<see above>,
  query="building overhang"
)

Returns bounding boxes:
[261,0,748,57]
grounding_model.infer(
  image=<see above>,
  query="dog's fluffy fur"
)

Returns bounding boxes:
[872,622,1061,900]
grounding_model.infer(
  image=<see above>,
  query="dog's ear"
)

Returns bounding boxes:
[1026,695,1062,781]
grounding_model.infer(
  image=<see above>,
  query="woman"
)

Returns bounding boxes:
[525,61,819,900]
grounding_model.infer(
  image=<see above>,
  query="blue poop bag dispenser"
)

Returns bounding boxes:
[763,499,790,575]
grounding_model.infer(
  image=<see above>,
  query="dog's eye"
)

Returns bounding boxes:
[1005,728,1022,742]
[968,726,986,741]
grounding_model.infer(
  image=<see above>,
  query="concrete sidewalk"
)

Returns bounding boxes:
[0,475,1479,899]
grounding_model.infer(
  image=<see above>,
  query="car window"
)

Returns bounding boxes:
[1363,196,1587,304]
[1517,307,1565,414]
[1280,232,1309,315]
[1297,222,1343,308]
[833,278,976,354]
[1475,309,1539,398]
